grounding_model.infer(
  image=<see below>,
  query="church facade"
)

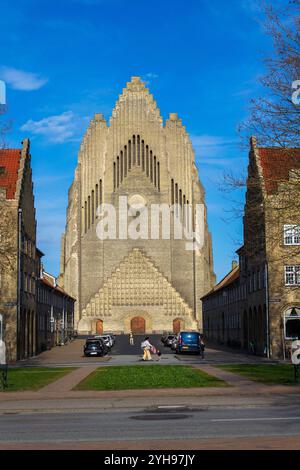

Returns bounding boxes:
[59,77,215,335]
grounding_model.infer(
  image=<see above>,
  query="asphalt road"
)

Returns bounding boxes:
[1,405,300,444]
[112,334,172,355]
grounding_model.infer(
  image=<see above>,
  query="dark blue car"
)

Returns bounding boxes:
[176,331,204,356]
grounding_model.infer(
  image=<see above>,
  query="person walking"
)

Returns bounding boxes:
[129,332,134,346]
[141,336,153,361]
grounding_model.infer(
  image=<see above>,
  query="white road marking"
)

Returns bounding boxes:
[212,417,300,422]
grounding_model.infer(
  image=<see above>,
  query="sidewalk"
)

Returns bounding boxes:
[0,363,300,413]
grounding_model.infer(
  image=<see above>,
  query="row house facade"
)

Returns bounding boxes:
[202,138,300,359]
[36,268,75,353]
[0,140,75,363]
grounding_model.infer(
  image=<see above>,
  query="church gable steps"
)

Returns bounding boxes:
[82,248,193,320]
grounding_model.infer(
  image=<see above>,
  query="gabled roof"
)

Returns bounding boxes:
[257,148,300,194]
[201,265,240,300]
[0,148,22,199]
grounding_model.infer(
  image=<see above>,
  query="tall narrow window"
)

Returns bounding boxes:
[179,189,182,206]
[154,156,157,186]
[113,162,116,191]
[150,151,153,182]
[128,140,131,170]
[142,141,145,171]
[88,196,91,229]
[100,179,103,205]
[137,135,140,165]
[124,146,127,177]
[95,184,99,217]
[92,190,95,224]
[133,135,136,166]
[117,157,120,187]
[175,183,178,204]
[171,179,174,205]
[146,146,149,176]
[183,194,186,224]
[157,162,160,191]
[120,150,123,182]
[186,199,190,232]
[85,201,87,233]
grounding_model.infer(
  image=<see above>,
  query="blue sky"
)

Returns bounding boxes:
[0,0,281,281]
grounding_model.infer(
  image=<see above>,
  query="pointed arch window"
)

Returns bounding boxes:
[142,140,145,170]
[137,135,140,165]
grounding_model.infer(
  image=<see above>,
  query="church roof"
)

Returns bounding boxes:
[0,148,22,199]
[257,147,300,194]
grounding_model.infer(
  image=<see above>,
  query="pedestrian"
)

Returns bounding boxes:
[156,349,162,362]
[129,332,134,346]
[141,336,153,361]
[200,335,205,359]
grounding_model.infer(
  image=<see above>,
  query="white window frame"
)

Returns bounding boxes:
[0,314,2,341]
[285,265,300,286]
[284,307,300,340]
[284,225,300,246]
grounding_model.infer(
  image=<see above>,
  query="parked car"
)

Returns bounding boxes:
[165,334,176,347]
[94,334,113,349]
[84,338,108,357]
[171,335,178,351]
[104,333,116,345]
[176,331,204,355]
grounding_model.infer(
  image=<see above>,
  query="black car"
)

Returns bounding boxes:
[161,332,172,344]
[84,339,108,357]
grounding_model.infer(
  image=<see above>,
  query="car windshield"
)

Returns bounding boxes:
[86,342,99,349]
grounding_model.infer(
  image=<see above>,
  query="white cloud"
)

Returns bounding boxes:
[191,134,244,168]
[21,111,89,143]
[0,67,48,91]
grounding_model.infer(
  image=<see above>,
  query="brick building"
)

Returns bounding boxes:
[59,77,215,335]
[36,269,75,353]
[0,140,38,361]
[202,138,300,359]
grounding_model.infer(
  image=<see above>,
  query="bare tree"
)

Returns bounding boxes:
[219,1,300,265]
[239,0,300,148]
[0,202,17,273]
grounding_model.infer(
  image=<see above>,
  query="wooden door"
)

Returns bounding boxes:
[173,319,181,334]
[131,316,145,334]
[96,319,103,335]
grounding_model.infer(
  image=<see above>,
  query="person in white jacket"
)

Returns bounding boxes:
[141,336,153,361]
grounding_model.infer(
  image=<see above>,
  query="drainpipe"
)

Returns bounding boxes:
[17,208,22,360]
[265,261,270,358]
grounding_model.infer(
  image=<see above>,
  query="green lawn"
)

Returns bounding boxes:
[75,365,228,391]
[218,364,300,386]
[1,367,75,392]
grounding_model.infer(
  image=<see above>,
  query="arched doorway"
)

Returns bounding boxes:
[131,316,145,334]
[96,319,103,335]
[173,319,181,334]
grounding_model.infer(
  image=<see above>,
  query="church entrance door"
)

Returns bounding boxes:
[96,319,103,335]
[173,319,181,334]
[131,316,146,334]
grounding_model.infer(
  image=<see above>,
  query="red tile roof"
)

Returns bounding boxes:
[258,148,300,194]
[0,148,22,199]
[201,265,240,299]
[40,274,76,300]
